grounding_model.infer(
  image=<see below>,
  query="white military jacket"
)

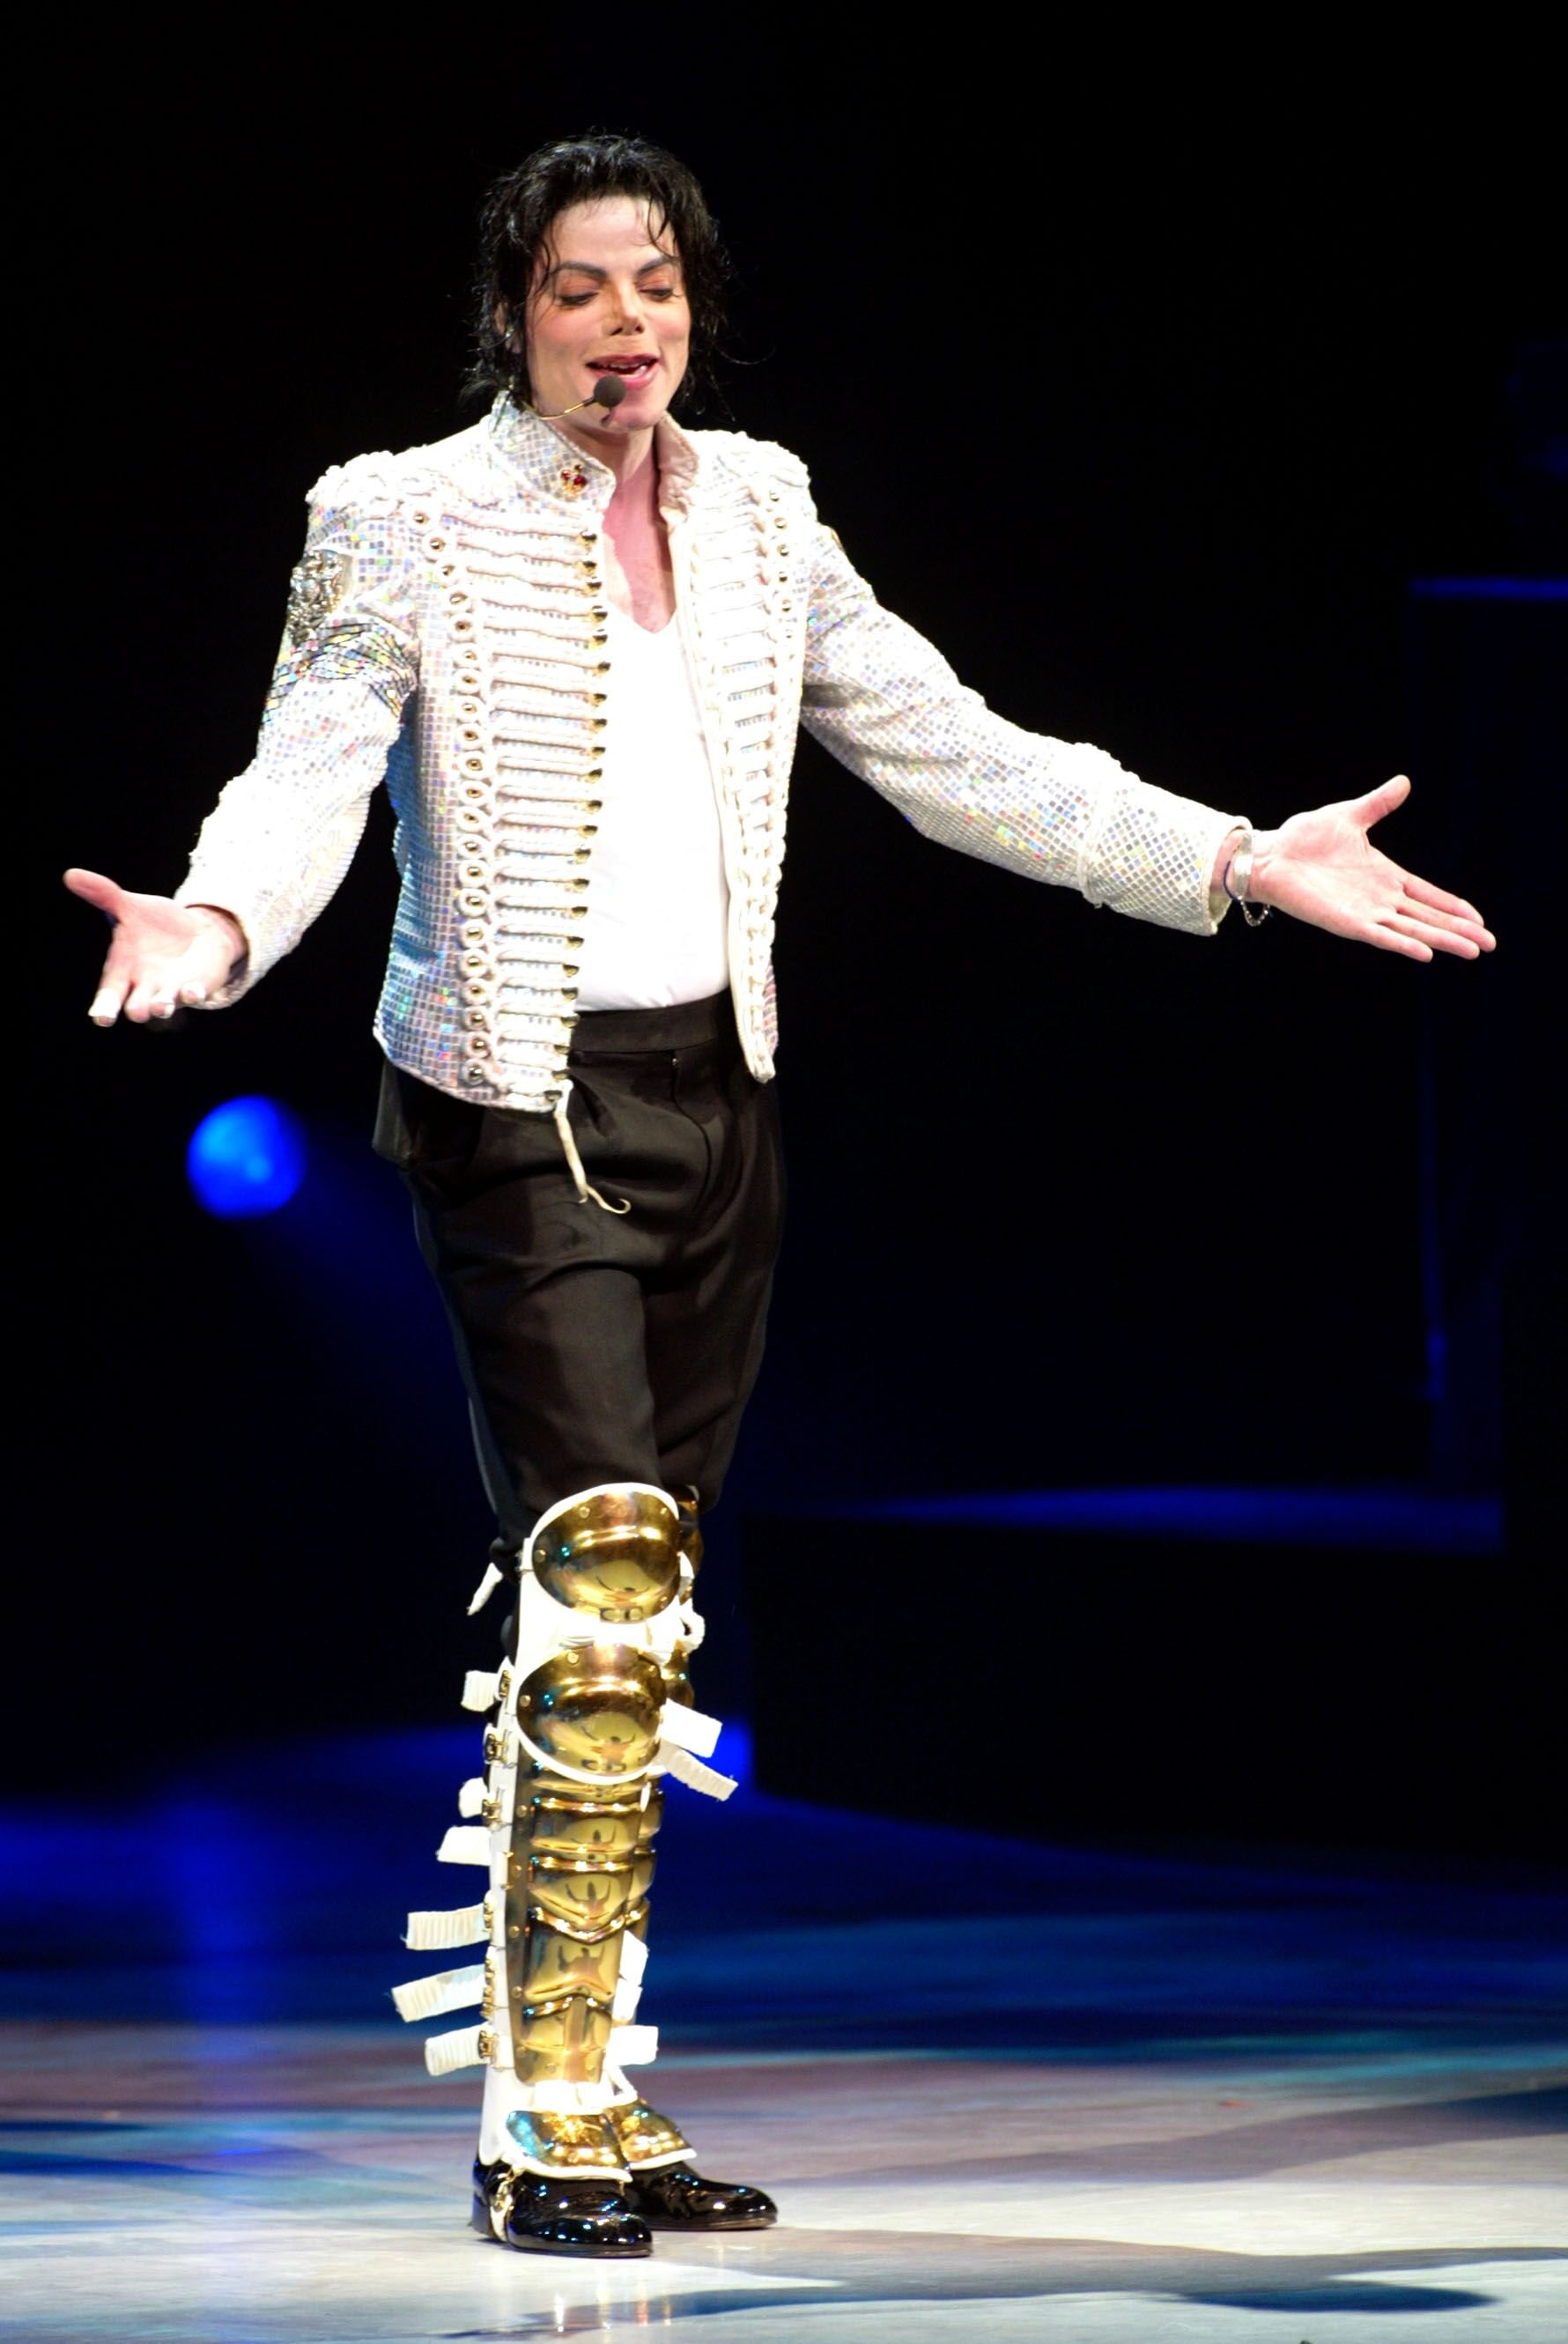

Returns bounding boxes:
[181,396,1243,1114]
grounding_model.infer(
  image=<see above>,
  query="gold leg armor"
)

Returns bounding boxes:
[395,1483,733,2184]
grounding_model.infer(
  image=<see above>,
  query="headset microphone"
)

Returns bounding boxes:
[536,375,629,421]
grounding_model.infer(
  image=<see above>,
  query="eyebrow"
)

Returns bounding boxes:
[544,254,682,283]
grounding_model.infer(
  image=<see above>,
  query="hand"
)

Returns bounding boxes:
[63,869,248,1024]
[1246,777,1495,962]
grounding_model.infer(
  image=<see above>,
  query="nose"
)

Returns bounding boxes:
[605,277,647,334]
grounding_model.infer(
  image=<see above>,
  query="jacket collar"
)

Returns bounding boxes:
[483,393,699,521]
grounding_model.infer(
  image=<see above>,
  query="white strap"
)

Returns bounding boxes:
[424,2023,488,2077]
[608,2023,658,2067]
[467,1559,505,1616]
[437,1825,492,1867]
[552,1083,630,1215]
[462,1669,500,1712]
[604,1912,642,2025]
[618,1932,649,1986]
[404,1903,487,1951]
[680,1597,707,1653]
[392,1963,484,2022]
[656,1702,722,1759]
[656,1742,737,1801]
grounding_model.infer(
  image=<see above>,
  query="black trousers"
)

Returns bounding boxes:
[374,993,785,1549]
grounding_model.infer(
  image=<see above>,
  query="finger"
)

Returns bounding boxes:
[88,971,131,1027]
[64,867,129,919]
[1397,868,1486,924]
[1350,773,1412,832]
[1378,881,1495,949]
[1396,913,1481,951]
[1382,912,1480,959]
[1365,922,1434,962]
[124,976,178,1024]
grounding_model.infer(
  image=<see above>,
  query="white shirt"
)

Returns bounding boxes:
[573,606,731,1011]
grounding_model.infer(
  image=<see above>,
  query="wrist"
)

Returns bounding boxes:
[1246,830,1280,907]
[1217,829,1274,928]
[188,903,248,965]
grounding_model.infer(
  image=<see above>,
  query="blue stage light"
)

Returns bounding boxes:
[187,1097,307,1218]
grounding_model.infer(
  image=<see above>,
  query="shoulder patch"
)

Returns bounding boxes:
[285,546,352,644]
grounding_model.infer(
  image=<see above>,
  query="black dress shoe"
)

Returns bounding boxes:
[471,2157,652,2257]
[625,2162,777,2230]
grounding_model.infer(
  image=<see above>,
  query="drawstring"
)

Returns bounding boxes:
[552,1081,630,1215]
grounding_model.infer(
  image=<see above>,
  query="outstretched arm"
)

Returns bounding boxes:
[1228,775,1494,961]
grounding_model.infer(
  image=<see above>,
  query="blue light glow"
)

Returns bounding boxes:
[187,1097,307,1218]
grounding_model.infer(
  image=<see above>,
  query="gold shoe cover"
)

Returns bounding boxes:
[394,1483,722,2180]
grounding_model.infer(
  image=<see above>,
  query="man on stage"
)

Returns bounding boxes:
[66,133,1494,2259]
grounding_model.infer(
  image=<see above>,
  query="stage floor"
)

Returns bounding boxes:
[3,1727,1564,2341]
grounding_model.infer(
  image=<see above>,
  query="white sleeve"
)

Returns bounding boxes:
[176,466,420,998]
[799,516,1242,935]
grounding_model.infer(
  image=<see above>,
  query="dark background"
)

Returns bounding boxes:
[19,48,1564,1839]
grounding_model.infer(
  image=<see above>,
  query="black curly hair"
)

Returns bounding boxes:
[470,133,729,414]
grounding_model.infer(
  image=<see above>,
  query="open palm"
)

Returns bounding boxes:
[64,869,245,1024]
[1252,777,1493,962]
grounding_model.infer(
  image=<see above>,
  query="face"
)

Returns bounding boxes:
[521,196,690,435]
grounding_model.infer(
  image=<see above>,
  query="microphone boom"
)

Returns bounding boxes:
[536,375,629,421]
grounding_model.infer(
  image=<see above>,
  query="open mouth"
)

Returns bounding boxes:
[587,355,658,387]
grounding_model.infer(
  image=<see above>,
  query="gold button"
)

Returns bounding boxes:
[589,692,607,706]
[579,530,598,545]
[585,799,603,812]
[593,662,610,676]
[462,1065,487,1085]
[454,617,473,635]
[464,757,484,773]
[412,510,430,526]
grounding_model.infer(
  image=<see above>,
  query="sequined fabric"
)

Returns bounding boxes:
[179,397,1243,1109]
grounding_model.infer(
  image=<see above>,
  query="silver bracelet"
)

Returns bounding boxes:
[1223,835,1271,928]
